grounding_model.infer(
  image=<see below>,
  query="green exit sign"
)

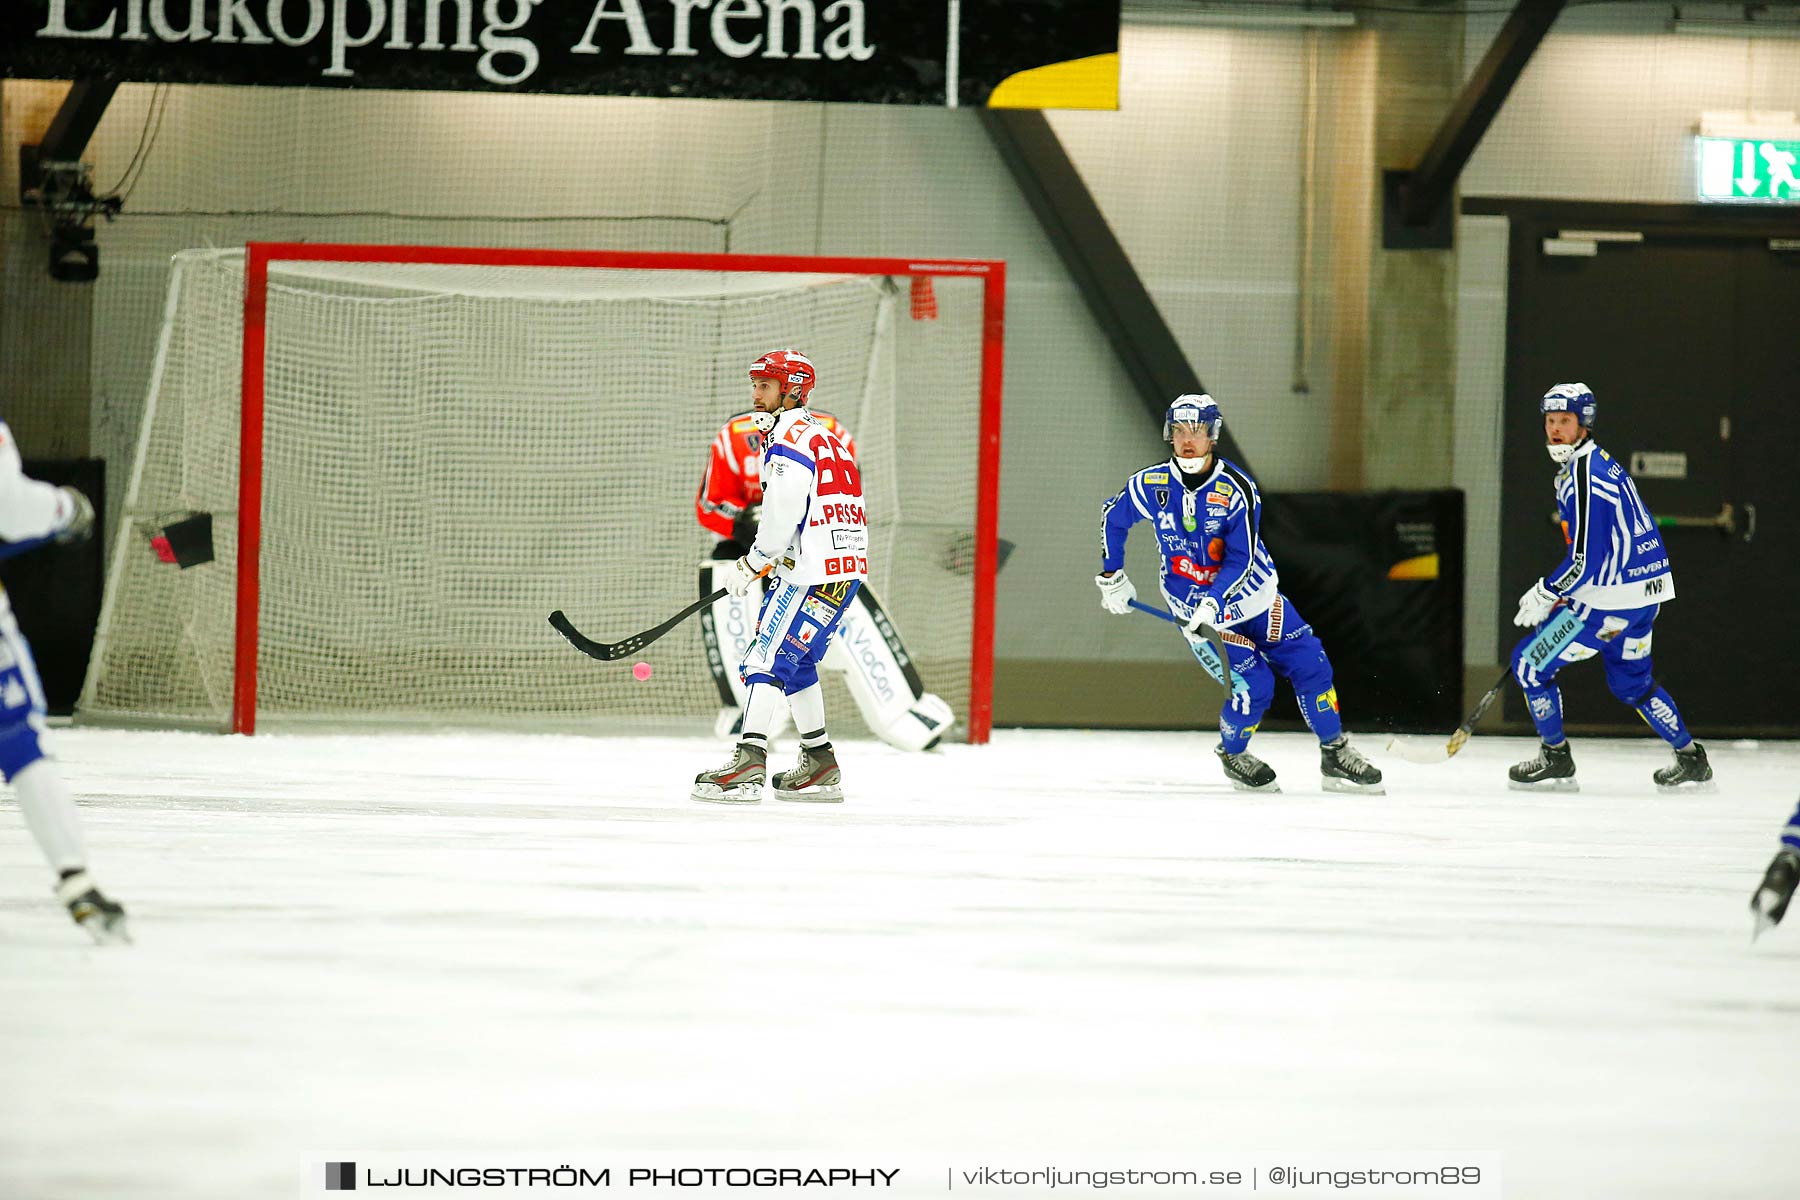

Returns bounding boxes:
[1697,137,1800,202]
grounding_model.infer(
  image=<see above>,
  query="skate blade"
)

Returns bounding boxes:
[774,785,844,804]
[1227,780,1281,794]
[1507,778,1579,793]
[690,783,762,804]
[1655,779,1718,795]
[1322,776,1385,795]
[79,916,131,946]
[1751,902,1779,941]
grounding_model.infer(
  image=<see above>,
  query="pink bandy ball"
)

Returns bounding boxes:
[632,661,652,682]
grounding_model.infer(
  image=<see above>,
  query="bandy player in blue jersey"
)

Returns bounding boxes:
[1506,383,1712,793]
[1751,800,1800,936]
[1095,394,1382,794]
[692,350,867,805]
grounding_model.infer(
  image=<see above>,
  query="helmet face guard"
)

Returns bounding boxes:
[748,349,817,405]
[1540,383,1595,464]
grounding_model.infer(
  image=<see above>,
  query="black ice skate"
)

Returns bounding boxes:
[692,742,766,804]
[1320,736,1384,795]
[1216,744,1280,793]
[771,742,844,803]
[1652,742,1715,794]
[1508,741,1578,792]
[1751,850,1798,938]
[55,871,129,945]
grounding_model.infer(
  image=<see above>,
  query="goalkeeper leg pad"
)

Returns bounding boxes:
[826,586,953,751]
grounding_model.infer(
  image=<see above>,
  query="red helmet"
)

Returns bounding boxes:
[748,349,816,403]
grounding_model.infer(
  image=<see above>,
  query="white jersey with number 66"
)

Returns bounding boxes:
[749,408,869,587]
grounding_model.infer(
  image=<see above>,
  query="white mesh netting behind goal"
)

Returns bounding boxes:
[79,248,993,738]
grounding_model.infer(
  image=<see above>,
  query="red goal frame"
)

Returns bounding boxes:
[237,243,1006,742]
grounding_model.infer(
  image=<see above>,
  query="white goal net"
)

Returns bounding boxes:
[78,248,996,738]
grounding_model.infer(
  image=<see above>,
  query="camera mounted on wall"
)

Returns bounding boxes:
[18,78,124,284]
[20,152,121,283]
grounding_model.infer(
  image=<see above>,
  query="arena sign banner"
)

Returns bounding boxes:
[3,0,1120,109]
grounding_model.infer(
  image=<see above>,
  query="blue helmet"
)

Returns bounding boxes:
[1540,382,1596,428]
[1164,393,1222,442]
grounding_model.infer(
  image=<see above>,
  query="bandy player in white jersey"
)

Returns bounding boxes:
[694,406,954,753]
[692,350,868,804]
[0,420,127,942]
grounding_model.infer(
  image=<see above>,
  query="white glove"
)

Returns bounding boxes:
[1183,595,1222,634]
[723,554,771,598]
[1513,579,1559,628]
[1095,570,1136,615]
[54,485,94,544]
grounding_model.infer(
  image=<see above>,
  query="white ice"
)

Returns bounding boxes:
[2,728,1796,1199]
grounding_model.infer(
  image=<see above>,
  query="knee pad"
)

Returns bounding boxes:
[1283,646,1335,698]
[1606,662,1656,706]
[0,717,46,782]
[1226,657,1276,722]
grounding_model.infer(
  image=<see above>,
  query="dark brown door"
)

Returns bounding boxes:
[1501,224,1799,734]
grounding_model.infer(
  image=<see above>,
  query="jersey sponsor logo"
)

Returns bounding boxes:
[796,623,818,646]
[1644,694,1679,732]
[1143,472,1168,484]
[823,555,867,577]
[1314,688,1338,713]
[1643,576,1666,596]
[801,596,836,623]
[1155,488,1169,507]
[815,580,854,606]
[1206,492,1230,507]
[1204,518,1221,533]
[1212,478,1235,497]
[1206,537,1225,563]
[1626,558,1668,578]
[1169,555,1220,586]
[831,529,868,553]
[1529,693,1555,720]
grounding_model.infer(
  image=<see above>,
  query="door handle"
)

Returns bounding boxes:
[1655,502,1754,542]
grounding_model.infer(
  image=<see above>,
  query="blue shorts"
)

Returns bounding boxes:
[741,578,861,695]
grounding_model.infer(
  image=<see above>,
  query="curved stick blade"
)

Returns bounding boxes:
[1387,735,1453,765]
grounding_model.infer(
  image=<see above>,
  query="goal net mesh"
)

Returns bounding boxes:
[78,250,985,736]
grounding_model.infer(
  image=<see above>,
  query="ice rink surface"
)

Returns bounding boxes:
[2,727,1796,1199]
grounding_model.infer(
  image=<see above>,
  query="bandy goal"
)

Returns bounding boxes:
[78,244,1005,742]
